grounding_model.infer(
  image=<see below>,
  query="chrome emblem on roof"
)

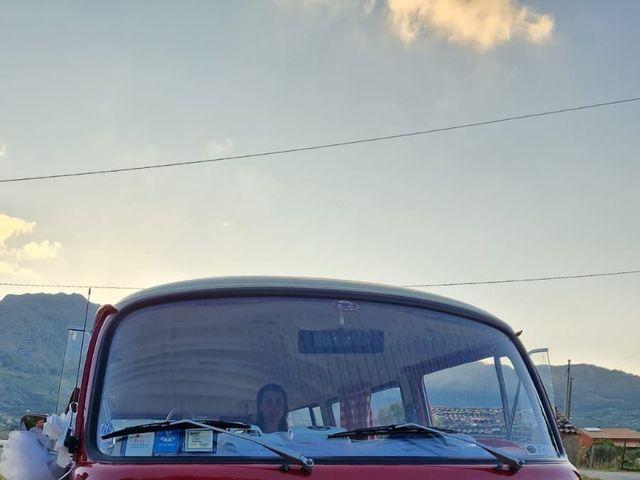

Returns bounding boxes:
[334,300,358,312]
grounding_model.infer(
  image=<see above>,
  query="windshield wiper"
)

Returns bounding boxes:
[103,419,314,473]
[328,423,448,443]
[102,419,251,439]
[329,423,524,472]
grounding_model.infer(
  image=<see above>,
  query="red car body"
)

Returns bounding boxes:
[64,277,580,480]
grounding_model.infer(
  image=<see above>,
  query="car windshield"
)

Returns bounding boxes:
[94,296,558,463]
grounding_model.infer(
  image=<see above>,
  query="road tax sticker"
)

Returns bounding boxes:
[153,430,180,454]
[185,429,215,452]
[124,432,155,456]
[525,444,549,456]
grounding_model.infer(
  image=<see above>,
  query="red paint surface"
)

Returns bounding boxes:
[75,305,117,463]
[71,462,580,480]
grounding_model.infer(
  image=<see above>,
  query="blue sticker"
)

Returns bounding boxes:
[100,421,114,437]
[98,421,116,453]
[154,430,180,454]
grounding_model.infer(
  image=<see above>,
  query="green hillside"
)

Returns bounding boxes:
[551,364,640,429]
[0,293,99,438]
[418,356,640,430]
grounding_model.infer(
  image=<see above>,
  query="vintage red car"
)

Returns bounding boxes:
[62,277,579,479]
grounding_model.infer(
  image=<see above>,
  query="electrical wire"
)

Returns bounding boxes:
[1,96,638,184]
[402,269,640,287]
[0,269,638,291]
[0,282,142,289]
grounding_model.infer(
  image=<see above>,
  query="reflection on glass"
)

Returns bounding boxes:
[95,297,557,461]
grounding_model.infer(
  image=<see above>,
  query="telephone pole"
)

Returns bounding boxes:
[564,360,574,420]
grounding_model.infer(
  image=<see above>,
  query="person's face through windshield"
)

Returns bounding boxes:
[257,385,287,433]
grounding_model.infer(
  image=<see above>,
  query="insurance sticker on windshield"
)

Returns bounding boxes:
[124,432,155,456]
[98,421,115,451]
[185,429,216,452]
[153,430,180,454]
[525,444,550,456]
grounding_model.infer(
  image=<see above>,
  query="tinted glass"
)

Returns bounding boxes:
[96,296,556,462]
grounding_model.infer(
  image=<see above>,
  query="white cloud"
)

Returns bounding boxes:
[0,141,6,159]
[205,138,235,157]
[386,0,553,51]
[0,212,62,277]
[0,214,35,250]
[0,260,34,277]
[0,260,17,275]
[15,240,62,261]
[276,0,553,51]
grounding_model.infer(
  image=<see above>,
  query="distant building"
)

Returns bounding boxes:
[555,409,577,434]
[577,427,640,449]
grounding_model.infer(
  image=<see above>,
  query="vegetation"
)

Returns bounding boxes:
[577,440,640,472]
[0,293,98,438]
[550,364,640,430]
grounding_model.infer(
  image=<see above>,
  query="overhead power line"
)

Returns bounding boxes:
[403,269,640,287]
[1,96,639,184]
[0,282,141,290]
[1,269,638,292]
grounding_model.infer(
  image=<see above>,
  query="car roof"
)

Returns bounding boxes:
[114,276,511,332]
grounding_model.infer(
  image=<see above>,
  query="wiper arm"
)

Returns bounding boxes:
[330,423,524,472]
[328,423,447,442]
[407,424,524,472]
[102,419,251,439]
[103,419,314,473]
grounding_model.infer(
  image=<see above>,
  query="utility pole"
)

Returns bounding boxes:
[567,376,574,420]
[564,360,573,419]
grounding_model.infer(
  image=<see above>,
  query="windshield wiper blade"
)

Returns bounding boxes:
[103,419,314,473]
[423,424,524,472]
[328,423,447,441]
[330,423,524,472]
[102,419,250,440]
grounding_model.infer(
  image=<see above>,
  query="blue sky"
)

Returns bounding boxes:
[1,1,639,374]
